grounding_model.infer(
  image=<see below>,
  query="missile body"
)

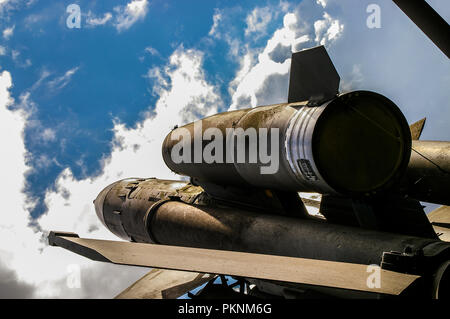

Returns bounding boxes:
[403,140,450,205]
[94,178,450,272]
[162,91,411,197]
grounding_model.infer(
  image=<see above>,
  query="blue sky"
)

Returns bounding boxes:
[1,0,282,217]
[0,0,449,298]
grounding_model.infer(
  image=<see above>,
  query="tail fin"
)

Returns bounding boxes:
[428,205,450,242]
[288,45,340,104]
[410,117,426,140]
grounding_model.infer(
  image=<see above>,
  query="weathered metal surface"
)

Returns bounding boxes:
[319,193,437,239]
[288,46,340,104]
[189,182,309,218]
[403,140,450,205]
[150,200,446,266]
[115,269,214,299]
[409,118,426,140]
[94,178,449,269]
[94,177,315,240]
[48,233,420,296]
[428,205,450,242]
[431,260,450,299]
[163,91,411,197]
[94,178,203,242]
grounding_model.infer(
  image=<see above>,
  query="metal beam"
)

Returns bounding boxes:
[393,0,450,58]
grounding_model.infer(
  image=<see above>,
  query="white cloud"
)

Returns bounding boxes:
[11,49,32,68]
[47,66,79,91]
[340,64,364,92]
[245,7,272,37]
[86,12,112,27]
[228,0,349,110]
[0,44,223,298]
[37,47,222,296]
[314,12,343,46]
[30,70,51,91]
[0,45,5,55]
[34,154,55,170]
[212,2,343,110]
[41,128,56,142]
[0,71,144,298]
[114,0,149,32]
[0,66,147,298]
[229,7,340,110]
[14,92,53,148]
[144,46,159,56]
[0,0,11,15]
[229,0,449,137]
[2,25,14,39]
[0,70,39,296]
[208,10,222,37]
[0,0,36,18]
[316,0,328,8]
[11,49,19,60]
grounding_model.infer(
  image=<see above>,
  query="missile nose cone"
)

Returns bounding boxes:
[93,182,117,228]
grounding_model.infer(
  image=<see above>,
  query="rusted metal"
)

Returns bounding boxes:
[403,140,450,205]
[409,118,426,140]
[163,91,411,197]
[94,178,449,270]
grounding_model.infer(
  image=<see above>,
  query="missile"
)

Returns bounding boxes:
[403,140,450,205]
[93,177,450,297]
[162,91,412,197]
[94,178,439,263]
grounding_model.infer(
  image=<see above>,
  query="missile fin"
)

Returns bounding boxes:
[288,45,340,104]
[428,205,450,242]
[410,117,426,140]
[48,232,420,296]
[115,269,214,299]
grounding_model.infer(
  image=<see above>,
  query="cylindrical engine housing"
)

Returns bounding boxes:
[402,140,450,205]
[94,178,449,267]
[93,177,450,298]
[162,91,411,196]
